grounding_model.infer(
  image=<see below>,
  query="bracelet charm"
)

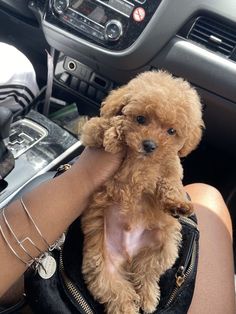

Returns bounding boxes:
[37,252,57,279]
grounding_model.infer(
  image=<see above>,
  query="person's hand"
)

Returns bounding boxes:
[76,147,124,193]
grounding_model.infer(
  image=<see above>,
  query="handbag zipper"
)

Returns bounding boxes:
[165,216,198,307]
[59,249,94,314]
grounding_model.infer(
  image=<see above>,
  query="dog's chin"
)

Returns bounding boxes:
[129,147,156,157]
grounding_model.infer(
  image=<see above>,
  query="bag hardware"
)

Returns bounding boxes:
[166,219,197,307]
[59,246,94,314]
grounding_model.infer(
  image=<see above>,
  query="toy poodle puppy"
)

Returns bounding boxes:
[81,71,204,314]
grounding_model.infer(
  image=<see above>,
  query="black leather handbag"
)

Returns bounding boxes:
[24,214,199,314]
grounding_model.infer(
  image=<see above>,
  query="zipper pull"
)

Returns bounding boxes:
[175,266,185,287]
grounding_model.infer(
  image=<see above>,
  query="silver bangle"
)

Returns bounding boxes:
[20,197,51,250]
[1,207,48,271]
[0,223,31,267]
[2,208,42,261]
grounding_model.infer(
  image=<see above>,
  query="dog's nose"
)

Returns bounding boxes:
[142,140,157,153]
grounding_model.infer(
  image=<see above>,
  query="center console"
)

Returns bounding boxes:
[28,0,164,76]
[26,0,165,116]
[0,110,81,208]
[45,0,162,50]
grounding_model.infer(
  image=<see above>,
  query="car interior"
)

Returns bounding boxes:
[0,0,236,279]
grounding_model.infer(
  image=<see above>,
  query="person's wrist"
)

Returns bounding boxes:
[70,147,124,200]
[69,163,96,198]
[80,167,99,196]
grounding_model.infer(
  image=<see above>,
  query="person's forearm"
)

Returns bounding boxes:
[23,163,94,244]
[0,147,123,299]
[0,162,93,298]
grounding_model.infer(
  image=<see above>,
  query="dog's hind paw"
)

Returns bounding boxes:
[141,299,158,314]
[139,287,159,314]
[166,200,194,217]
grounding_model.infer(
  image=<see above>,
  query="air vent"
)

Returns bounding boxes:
[187,17,236,58]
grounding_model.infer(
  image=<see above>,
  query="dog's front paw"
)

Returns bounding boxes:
[108,295,140,314]
[103,126,124,154]
[165,200,194,217]
[81,117,109,147]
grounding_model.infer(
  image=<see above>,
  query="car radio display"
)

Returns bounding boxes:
[71,0,133,22]
[71,0,108,24]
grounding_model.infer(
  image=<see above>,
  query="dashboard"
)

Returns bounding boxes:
[0,0,236,153]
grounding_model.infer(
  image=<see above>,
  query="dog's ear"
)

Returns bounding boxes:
[100,85,129,118]
[178,122,205,157]
[178,89,205,157]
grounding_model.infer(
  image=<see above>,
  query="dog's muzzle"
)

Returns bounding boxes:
[142,140,157,153]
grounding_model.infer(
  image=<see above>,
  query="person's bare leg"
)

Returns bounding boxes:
[185,183,235,314]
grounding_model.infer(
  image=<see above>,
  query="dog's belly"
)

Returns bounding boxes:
[104,205,162,273]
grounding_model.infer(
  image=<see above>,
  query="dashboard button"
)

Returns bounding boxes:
[53,0,69,14]
[105,20,123,41]
[70,76,79,90]
[87,86,96,99]
[59,72,70,84]
[96,90,106,103]
[78,81,88,94]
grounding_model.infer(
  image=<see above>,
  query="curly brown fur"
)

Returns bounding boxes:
[81,71,204,313]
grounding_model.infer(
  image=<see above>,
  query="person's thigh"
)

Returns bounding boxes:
[185,183,236,314]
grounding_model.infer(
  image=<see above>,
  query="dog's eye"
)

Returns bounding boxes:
[167,128,176,135]
[136,116,146,124]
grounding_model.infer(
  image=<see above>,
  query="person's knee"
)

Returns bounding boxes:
[185,183,232,236]
[185,183,223,202]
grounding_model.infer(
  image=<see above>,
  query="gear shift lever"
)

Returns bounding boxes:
[0,106,14,179]
[0,106,13,142]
